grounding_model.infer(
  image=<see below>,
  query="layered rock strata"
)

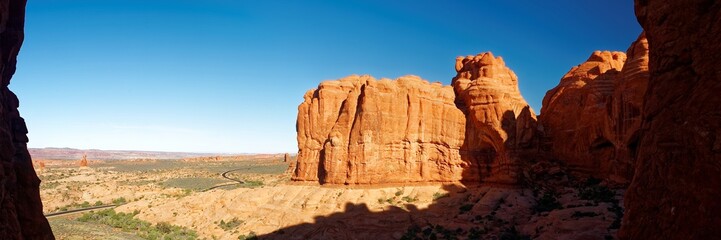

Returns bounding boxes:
[0,0,55,238]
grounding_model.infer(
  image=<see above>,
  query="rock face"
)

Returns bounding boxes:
[540,34,649,184]
[620,1,721,239]
[295,75,467,184]
[0,0,55,239]
[294,53,536,185]
[452,52,537,184]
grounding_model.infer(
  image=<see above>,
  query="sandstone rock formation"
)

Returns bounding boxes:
[0,0,54,238]
[452,52,538,184]
[283,153,290,162]
[540,51,626,180]
[620,0,721,238]
[295,75,467,184]
[79,154,88,167]
[539,34,649,184]
[294,53,537,185]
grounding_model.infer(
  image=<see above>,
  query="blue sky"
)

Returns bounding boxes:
[11,0,641,153]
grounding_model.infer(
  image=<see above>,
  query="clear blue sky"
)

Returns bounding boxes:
[11,0,641,153]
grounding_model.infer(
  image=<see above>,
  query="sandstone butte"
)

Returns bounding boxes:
[294,52,537,185]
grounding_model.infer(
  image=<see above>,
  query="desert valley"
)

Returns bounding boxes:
[0,0,719,240]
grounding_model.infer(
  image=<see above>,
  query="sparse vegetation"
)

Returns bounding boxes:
[533,191,563,213]
[241,180,264,188]
[499,226,531,240]
[112,197,127,205]
[459,204,474,214]
[402,195,418,203]
[571,211,599,219]
[432,192,450,200]
[237,231,258,240]
[218,218,244,231]
[77,209,197,239]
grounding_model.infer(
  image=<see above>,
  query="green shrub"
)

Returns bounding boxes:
[459,204,474,214]
[571,211,599,219]
[238,231,258,240]
[94,200,104,206]
[218,218,244,231]
[432,192,450,200]
[77,209,197,240]
[499,226,531,240]
[112,197,127,205]
[401,196,418,203]
[242,180,264,188]
[533,192,563,213]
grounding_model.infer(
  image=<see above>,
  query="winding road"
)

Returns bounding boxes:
[202,168,250,191]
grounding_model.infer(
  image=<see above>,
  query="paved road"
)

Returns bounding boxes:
[44,205,117,218]
[202,168,250,191]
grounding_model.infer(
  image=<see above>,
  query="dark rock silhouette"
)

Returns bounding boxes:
[0,0,54,238]
[620,0,721,239]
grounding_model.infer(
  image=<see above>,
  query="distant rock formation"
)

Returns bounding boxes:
[79,154,89,167]
[33,160,46,173]
[283,153,291,162]
[294,53,537,185]
[0,0,55,238]
[620,0,721,239]
[539,34,649,184]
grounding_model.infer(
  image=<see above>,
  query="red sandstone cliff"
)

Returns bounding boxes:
[0,0,54,238]
[295,75,467,184]
[452,52,538,184]
[294,53,536,185]
[540,34,649,184]
[619,0,721,238]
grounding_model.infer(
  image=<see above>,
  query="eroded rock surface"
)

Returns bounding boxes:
[295,75,467,184]
[0,0,54,238]
[540,34,649,184]
[452,52,538,184]
[294,53,537,185]
[620,1,721,238]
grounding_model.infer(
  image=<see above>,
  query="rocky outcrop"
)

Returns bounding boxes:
[295,75,467,184]
[294,53,537,185]
[0,0,55,238]
[620,1,721,239]
[539,51,626,181]
[452,52,537,184]
[539,34,649,184]
[79,154,88,167]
